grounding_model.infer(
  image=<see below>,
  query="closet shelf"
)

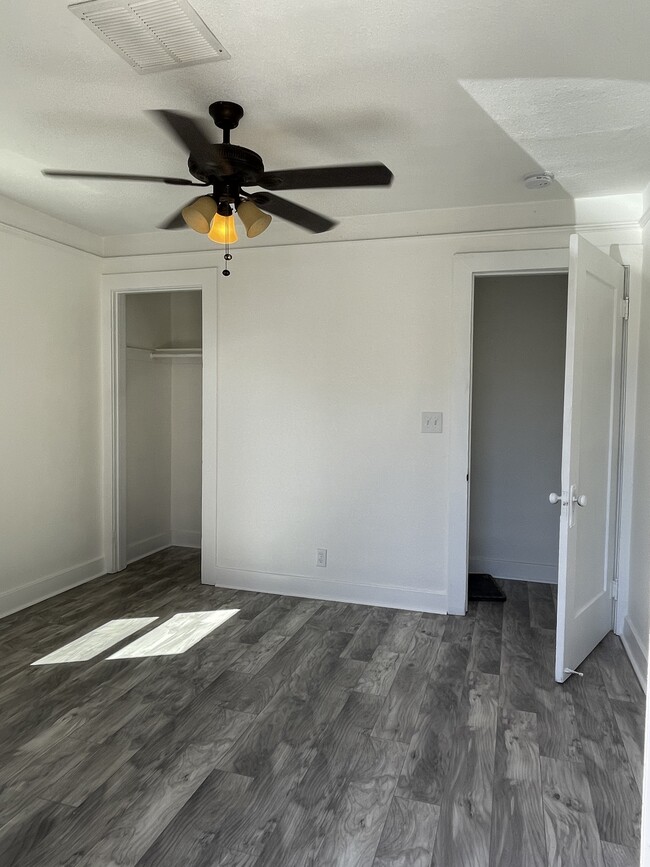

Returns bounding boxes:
[126,345,202,360]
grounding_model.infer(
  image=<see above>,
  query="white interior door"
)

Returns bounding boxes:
[554,234,625,683]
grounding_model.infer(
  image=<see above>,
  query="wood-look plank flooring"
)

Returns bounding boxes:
[0,548,644,866]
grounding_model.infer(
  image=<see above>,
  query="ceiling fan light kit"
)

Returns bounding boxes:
[181,195,217,233]
[207,206,238,245]
[43,100,394,275]
[237,200,272,238]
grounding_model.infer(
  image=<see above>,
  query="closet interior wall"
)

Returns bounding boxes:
[469,273,567,583]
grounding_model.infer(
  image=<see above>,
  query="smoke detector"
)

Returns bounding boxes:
[69,0,230,74]
[523,172,555,190]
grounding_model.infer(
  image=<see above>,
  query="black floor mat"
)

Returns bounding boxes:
[468,573,506,601]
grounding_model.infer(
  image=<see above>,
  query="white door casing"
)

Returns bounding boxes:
[554,235,625,682]
[448,248,570,617]
[101,269,218,582]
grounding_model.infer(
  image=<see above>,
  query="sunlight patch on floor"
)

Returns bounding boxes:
[31,617,159,665]
[107,610,239,659]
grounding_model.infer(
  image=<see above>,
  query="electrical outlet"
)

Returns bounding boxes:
[316,548,327,567]
[422,412,443,433]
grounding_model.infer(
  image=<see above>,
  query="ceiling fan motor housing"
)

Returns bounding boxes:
[188,144,265,186]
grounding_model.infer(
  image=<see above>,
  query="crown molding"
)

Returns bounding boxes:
[0,190,644,259]
[0,193,103,256]
[640,181,650,229]
[102,194,643,258]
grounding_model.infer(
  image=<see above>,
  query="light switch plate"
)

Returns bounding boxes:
[422,412,443,433]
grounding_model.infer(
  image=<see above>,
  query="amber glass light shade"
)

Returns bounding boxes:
[208,213,238,244]
[181,196,218,234]
[237,200,272,238]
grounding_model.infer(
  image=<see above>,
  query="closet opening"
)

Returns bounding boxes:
[468,273,568,594]
[122,289,203,567]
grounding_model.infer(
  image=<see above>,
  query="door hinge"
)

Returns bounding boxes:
[621,298,629,320]
[611,578,619,600]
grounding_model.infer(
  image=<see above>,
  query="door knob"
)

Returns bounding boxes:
[549,492,563,504]
[573,493,587,507]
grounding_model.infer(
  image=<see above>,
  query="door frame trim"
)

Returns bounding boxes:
[448,245,634,634]
[101,269,218,580]
[611,265,631,625]
[448,247,570,616]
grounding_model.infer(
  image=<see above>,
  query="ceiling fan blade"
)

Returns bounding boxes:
[258,162,393,191]
[149,109,228,175]
[158,201,194,230]
[42,170,207,186]
[249,192,336,233]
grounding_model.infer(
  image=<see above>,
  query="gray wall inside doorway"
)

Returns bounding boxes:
[469,273,567,583]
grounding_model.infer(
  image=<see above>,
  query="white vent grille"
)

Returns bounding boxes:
[69,0,230,73]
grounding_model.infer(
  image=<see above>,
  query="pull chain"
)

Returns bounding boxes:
[222,243,232,277]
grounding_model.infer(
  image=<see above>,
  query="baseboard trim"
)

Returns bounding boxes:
[0,557,106,619]
[204,566,447,614]
[621,616,648,691]
[171,530,201,549]
[469,557,557,584]
[493,574,557,585]
[127,532,172,565]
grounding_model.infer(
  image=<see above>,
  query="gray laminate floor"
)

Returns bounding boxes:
[0,547,644,866]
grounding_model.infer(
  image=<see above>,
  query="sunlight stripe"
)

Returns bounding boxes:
[107,610,239,659]
[31,618,159,665]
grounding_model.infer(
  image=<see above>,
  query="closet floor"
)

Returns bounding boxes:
[0,548,644,866]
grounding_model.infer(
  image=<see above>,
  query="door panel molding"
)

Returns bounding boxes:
[555,235,625,682]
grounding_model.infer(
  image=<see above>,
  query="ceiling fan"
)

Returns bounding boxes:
[43,101,394,251]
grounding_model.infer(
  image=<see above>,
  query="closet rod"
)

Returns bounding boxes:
[150,348,202,359]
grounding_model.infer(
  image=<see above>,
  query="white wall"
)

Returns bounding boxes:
[625,222,650,682]
[469,274,567,582]
[101,221,643,613]
[213,239,449,610]
[638,210,650,867]
[0,230,102,616]
[0,197,643,625]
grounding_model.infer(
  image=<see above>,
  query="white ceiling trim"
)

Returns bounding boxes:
[0,192,103,256]
[0,192,642,259]
[640,181,650,229]
[103,194,643,257]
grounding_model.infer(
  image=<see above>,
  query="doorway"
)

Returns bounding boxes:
[449,240,629,687]
[122,290,203,566]
[101,267,218,582]
[447,248,571,617]
[469,273,568,589]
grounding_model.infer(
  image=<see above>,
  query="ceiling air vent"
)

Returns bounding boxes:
[69,0,230,74]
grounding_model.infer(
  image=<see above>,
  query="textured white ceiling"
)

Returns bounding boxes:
[1,0,649,236]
